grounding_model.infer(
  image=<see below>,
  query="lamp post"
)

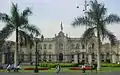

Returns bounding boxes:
[76,0,89,64]
[117,41,119,64]
[34,35,44,73]
[7,44,11,65]
[34,38,39,73]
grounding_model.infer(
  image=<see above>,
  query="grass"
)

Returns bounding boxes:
[1,67,120,73]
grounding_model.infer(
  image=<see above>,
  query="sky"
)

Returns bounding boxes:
[0,0,120,41]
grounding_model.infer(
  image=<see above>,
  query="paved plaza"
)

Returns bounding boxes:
[0,72,120,75]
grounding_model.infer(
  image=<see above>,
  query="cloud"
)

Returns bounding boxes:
[1,0,120,41]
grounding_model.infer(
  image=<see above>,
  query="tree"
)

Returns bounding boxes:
[71,0,120,70]
[19,33,34,62]
[0,3,40,66]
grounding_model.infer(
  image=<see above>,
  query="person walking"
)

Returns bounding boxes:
[94,62,97,73]
[56,64,61,75]
[82,64,85,73]
[6,64,11,72]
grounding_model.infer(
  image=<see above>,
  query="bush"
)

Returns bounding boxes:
[39,63,48,67]
[39,63,79,68]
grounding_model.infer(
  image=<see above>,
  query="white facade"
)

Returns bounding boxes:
[1,27,120,64]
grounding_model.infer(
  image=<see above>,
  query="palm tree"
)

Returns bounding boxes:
[0,3,40,66]
[71,0,120,70]
[19,33,34,62]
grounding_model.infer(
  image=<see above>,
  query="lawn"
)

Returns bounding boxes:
[1,67,120,73]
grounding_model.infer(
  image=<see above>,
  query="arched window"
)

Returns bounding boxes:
[39,44,42,49]
[82,53,85,58]
[59,43,63,49]
[49,54,51,61]
[92,43,94,49]
[43,51,47,62]
[92,53,95,59]
[59,53,63,62]
[76,44,79,49]
[40,44,42,49]
[44,44,47,49]
[71,44,74,49]
[106,53,109,59]
[82,44,85,49]
[49,44,52,49]
[21,52,24,61]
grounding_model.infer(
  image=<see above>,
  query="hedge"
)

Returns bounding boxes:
[39,63,79,68]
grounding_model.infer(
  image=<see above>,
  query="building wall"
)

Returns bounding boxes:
[1,32,120,64]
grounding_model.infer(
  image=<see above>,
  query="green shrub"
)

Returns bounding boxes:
[39,63,79,68]
[39,63,48,67]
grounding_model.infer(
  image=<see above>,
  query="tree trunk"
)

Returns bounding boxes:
[14,28,18,66]
[97,28,101,70]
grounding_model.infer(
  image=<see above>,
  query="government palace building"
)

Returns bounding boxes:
[0,23,120,64]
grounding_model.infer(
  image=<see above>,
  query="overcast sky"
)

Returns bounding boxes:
[0,0,120,41]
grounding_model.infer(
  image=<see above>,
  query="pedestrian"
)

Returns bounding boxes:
[56,64,61,75]
[16,64,21,72]
[93,62,97,73]
[82,64,85,73]
[30,61,33,65]
[6,64,11,72]
[13,64,17,72]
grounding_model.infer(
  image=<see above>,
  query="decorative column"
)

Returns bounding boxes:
[104,54,107,62]
[88,54,92,65]
[74,54,78,63]
[2,53,5,64]
[88,47,92,65]
[112,54,116,63]
[52,54,57,62]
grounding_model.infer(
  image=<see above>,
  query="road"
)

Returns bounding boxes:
[0,72,120,75]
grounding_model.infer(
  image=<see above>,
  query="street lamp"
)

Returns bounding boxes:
[76,0,89,64]
[34,35,44,73]
[117,41,120,64]
[7,44,11,65]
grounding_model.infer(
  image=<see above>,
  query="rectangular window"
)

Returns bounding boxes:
[44,44,47,49]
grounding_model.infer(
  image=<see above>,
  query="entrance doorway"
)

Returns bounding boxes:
[59,53,63,62]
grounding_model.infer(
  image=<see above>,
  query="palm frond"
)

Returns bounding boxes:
[0,13,10,22]
[103,29,117,45]
[22,7,32,17]
[18,30,34,47]
[98,4,106,18]
[104,14,120,24]
[72,16,94,27]
[11,3,20,26]
[0,23,14,39]
[88,0,107,23]
[19,7,32,26]
[81,27,96,42]
[99,22,106,40]
[19,15,28,26]
[21,24,41,36]
[72,17,86,27]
